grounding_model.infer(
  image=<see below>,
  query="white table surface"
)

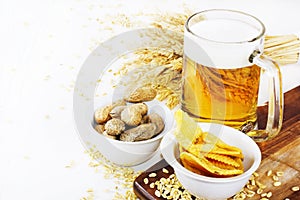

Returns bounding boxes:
[1,0,300,199]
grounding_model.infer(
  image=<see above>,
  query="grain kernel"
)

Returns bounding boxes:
[154,190,161,197]
[149,172,157,178]
[253,172,259,177]
[267,170,272,176]
[247,191,255,197]
[276,171,284,176]
[160,177,166,184]
[273,181,281,187]
[240,193,246,199]
[149,182,155,188]
[257,181,266,189]
[291,186,299,191]
[87,188,94,193]
[163,188,170,195]
[272,175,279,181]
[266,192,272,198]
[261,193,267,197]
[247,184,255,190]
[257,188,263,194]
[162,168,169,174]
[143,178,149,184]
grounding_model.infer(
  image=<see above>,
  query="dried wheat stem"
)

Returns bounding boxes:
[264,35,298,47]
[265,41,300,52]
[264,34,300,65]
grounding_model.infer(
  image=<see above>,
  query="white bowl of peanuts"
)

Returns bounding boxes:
[90,99,175,166]
[74,68,175,166]
[160,111,261,200]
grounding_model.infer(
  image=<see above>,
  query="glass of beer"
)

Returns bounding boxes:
[182,9,283,142]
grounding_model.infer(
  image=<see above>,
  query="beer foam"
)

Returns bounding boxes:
[190,19,259,43]
[184,19,263,68]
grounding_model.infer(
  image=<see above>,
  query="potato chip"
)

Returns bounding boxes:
[180,152,244,177]
[175,110,245,178]
[187,143,244,159]
[205,153,242,168]
[207,159,236,170]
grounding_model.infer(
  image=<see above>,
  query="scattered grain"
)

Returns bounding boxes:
[81,188,95,200]
[273,181,281,187]
[65,160,75,168]
[291,186,299,191]
[251,179,256,186]
[276,171,284,177]
[149,172,157,178]
[125,190,137,200]
[256,181,266,189]
[257,188,263,194]
[87,188,93,193]
[149,182,155,189]
[84,146,141,199]
[143,178,149,184]
[162,168,169,174]
[246,190,256,197]
[247,184,255,190]
[267,170,272,176]
[261,192,267,197]
[154,190,161,197]
[240,192,246,199]
[253,172,259,177]
[272,175,279,181]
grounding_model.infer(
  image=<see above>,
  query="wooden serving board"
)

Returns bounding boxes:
[133,86,300,200]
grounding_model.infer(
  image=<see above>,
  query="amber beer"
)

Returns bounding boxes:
[181,55,261,130]
[182,10,283,141]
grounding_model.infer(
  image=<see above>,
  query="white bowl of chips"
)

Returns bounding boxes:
[160,118,261,200]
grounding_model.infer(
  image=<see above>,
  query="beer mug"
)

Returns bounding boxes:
[182,9,283,142]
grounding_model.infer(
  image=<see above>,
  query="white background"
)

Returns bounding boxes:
[1,0,300,199]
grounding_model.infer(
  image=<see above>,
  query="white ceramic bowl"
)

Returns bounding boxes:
[160,123,261,200]
[77,100,174,166]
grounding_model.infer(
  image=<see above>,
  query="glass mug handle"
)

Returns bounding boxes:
[247,50,284,142]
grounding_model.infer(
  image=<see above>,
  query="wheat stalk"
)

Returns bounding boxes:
[264,34,300,65]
